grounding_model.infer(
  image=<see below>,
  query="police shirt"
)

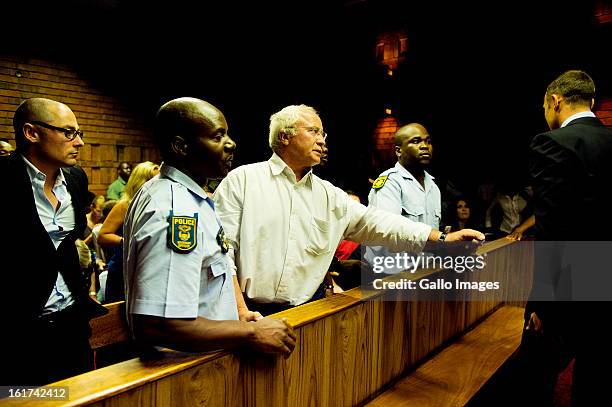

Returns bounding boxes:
[365,162,441,273]
[368,162,441,227]
[123,164,238,326]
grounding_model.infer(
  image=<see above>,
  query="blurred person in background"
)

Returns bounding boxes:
[98,161,159,302]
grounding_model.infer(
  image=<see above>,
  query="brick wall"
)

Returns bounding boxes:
[0,55,159,196]
[371,115,399,174]
[595,98,612,128]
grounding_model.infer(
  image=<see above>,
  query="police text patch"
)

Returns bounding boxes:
[168,214,198,253]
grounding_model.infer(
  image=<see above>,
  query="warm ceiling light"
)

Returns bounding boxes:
[385,108,392,115]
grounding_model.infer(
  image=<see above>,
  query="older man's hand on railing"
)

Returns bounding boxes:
[448,230,485,257]
[445,229,485,243]
[424,228,485,256]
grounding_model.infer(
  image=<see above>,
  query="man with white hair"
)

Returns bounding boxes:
[214,105,484,315]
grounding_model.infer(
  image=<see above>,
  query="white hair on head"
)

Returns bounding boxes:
[268,104,318,153]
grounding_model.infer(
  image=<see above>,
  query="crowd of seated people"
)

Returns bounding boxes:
[438,180,535,241]
[83,195,105,240]
[96,161,160,303]
[61,162,161,304]
[88,200,117,302]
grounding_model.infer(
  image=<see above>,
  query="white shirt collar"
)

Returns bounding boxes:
[20,154,66,188]
[269,153,313,184]
[269,153,288,176]
[561,111,596,128]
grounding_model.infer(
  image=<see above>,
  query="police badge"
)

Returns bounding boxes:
[168,211,198,253]
[216,226,229,254]
[372,175,388,190]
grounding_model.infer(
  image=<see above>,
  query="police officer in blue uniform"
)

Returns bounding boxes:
[123,97,296,356]
[365,123,441,273]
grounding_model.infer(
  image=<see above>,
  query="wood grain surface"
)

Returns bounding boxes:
[1,239,533,407]
[366,306,525,407]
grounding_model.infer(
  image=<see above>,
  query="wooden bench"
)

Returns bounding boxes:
[366,305,525,407]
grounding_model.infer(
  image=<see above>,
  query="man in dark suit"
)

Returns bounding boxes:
[522,70,612,406]
[0,98,106,386]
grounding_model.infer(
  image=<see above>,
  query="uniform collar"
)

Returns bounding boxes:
[395,161,434,182]
[160,163,208,200]
[20,153,66,188]
[269,153,313,184]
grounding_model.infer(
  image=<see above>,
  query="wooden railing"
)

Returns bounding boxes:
[1,239,533,407]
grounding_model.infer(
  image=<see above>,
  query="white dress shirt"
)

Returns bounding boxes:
[214,153,432,305]
[22,155,75,314]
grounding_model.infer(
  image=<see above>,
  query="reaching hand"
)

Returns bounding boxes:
[445,229,485,242]
[428,229,484,257]
[506,229,524,241]
[250,317,297,358]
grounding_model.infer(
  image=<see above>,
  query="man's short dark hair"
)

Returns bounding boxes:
[546,70,595,107]
[154,98,215,160]
[394,123,428,147]
[118,162,131,170]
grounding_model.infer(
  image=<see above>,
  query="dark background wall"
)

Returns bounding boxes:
[1,0,610,198]
[0,56,159,195]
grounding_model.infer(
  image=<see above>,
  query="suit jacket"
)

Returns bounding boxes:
[527,116,612,333]
[0,154,105,328]
[530,116,612,241]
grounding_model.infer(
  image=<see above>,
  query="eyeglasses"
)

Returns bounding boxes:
[30,121,84,141]
[295,126,328,141]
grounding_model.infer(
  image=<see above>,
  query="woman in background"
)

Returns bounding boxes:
[446,197,478,232]
[98,161,160,302]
